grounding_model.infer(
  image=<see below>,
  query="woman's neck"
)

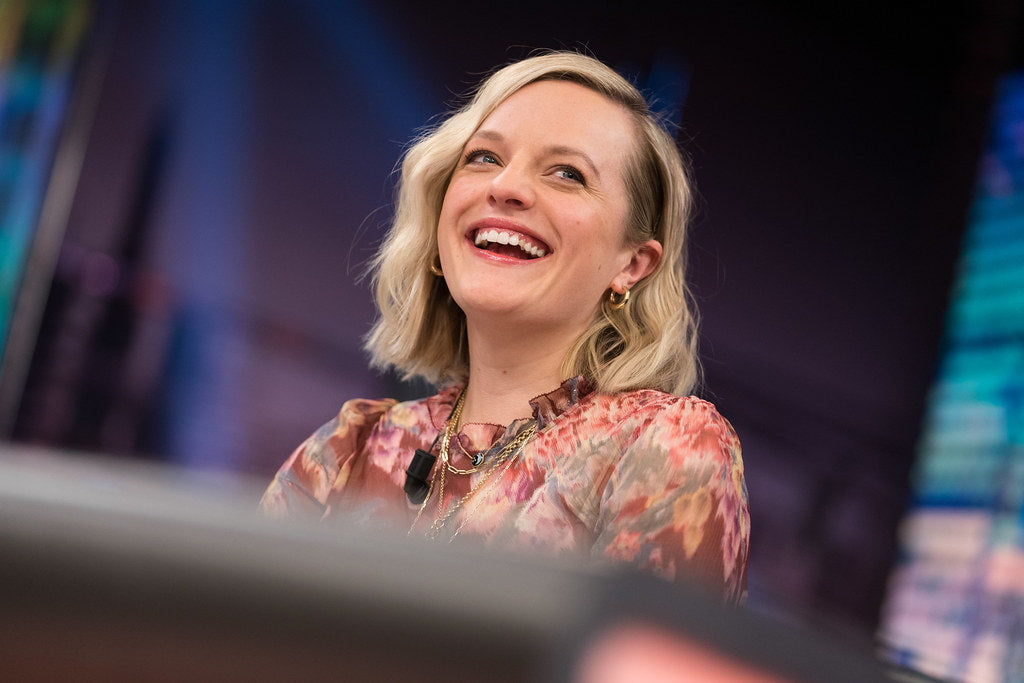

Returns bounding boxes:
[459,322,573,427]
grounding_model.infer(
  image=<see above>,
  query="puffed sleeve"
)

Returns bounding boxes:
[259,398,397,519]
[592,397,749,603]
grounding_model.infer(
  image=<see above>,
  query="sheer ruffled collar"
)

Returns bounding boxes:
[424,376,594,460]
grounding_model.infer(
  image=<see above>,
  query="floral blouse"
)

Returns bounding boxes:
[260,377,749,603]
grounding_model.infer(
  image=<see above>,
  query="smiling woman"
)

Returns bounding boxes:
[260,51,749,603]
[436,79,663,402]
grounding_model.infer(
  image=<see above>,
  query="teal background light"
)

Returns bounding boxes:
[0,1,90,359]
[881,71,1024,682]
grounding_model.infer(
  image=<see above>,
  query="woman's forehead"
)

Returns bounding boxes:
[472,80,637,166]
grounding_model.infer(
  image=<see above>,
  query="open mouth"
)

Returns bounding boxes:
[472,228,549,260]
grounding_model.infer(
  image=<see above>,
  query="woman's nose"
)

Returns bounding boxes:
[488,165,534,209]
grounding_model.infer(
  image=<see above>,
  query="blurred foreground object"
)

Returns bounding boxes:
[0,445,896,681]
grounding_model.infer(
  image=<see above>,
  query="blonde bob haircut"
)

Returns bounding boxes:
[365,51,700,396]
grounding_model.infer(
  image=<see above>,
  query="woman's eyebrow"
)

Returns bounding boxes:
[544,145,600,180]
[472,128,504,142]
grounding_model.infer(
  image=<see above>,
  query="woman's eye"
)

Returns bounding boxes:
[466,149,499,165]
[555,165,586,185]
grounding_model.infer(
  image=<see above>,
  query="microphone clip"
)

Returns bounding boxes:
[404,448,436,504]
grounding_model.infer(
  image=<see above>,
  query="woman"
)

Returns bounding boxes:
[260,51,749,603]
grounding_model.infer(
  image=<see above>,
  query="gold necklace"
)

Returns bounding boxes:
[426,422,536,541]
[439,391,481,475]
[408,391,537,540]
[408,390,466,533]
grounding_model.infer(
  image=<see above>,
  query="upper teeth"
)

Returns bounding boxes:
[474,229,546,257]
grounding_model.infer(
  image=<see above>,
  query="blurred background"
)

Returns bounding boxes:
[1,0,1023,679]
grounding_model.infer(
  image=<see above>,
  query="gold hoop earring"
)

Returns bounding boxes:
[608,288,630,310]
[429,255,444,277]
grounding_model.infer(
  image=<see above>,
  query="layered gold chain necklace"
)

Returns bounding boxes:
[409,391,537,541]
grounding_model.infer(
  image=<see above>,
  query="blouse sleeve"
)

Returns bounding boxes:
[258,398,397,519]
[592,397,750,603]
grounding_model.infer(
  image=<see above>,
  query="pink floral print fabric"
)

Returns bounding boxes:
[260,377,749,603]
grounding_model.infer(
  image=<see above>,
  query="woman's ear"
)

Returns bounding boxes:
[611,239,663,292]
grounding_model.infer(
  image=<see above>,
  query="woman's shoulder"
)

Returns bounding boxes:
[327,393,442,436]
[260,394,408,517]
[335,396,401,423]
[327,385,460,440]
[545,388,739,465]
[611,387,719,410]
[305,397,396,441]
[588,388,732,432]
[597,390,744,485]
[264,393,440,500]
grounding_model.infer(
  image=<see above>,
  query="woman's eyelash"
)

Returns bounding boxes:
[465,149,498,164]
[556,165,587,185]
[463,150,586,186]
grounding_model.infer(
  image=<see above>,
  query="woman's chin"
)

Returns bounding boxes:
[455,294,533,320]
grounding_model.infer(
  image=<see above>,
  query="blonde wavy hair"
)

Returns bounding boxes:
[365,51,700,395]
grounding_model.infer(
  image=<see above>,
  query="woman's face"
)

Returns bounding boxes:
[437,80,661,342]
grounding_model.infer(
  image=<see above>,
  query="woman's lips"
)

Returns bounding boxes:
[473,228,547,258]
[467,220,551,260]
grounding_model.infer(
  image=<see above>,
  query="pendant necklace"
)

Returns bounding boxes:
[409,390,537,541]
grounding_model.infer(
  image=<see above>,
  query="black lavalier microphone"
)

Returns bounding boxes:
[404,449,436,504]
